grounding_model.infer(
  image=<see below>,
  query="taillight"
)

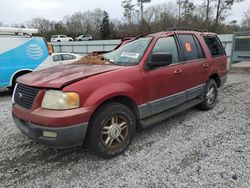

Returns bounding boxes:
[47,42,54,55]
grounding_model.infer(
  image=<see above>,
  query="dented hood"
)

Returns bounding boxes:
[18,64,123,88]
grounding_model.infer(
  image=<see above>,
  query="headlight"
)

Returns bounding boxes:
[41,90,80,110]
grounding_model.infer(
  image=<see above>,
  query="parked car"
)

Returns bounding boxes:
[0,27,51,89]
[75,35,92,41]
[52,53,82,63]
[51,35,73,42]
[12,29,228,158]
[35,53,82,70]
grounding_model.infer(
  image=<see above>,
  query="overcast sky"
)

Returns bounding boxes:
[1,0,250,25]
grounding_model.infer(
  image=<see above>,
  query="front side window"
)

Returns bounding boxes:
[151,36,179,63]
[203,36,224,56]
[103,37,152,66]
[178,34,200,61]
[53,55,62,62]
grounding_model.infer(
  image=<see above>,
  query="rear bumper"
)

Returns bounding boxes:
[12,114,88,148]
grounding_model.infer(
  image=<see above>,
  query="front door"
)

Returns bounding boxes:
[141,35,186,118]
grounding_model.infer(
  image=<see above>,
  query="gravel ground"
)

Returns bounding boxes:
[0,73,249,188]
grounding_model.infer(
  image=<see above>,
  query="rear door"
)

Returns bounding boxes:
[202,35,228,78]
[176,33,207,100]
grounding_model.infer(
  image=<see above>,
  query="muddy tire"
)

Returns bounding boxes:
[198,79,218,111]
[86,103,136,158]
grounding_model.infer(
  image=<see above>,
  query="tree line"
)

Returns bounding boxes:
[1,0,250,41]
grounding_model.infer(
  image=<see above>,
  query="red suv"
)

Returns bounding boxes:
[12,29,228,158]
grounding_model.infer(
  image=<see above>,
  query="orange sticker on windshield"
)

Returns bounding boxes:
[185,42,192,52]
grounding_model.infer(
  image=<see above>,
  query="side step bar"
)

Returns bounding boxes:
[139,98,203,129]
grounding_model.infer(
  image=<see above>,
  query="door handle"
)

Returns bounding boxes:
[174,69,182,74]
[203,63,209,68]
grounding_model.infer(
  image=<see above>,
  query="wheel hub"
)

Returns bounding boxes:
[207,86,215,104]
[109,125,121,139]
[101,115,128,148]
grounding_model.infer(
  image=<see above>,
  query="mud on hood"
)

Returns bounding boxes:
[18,64,123,88]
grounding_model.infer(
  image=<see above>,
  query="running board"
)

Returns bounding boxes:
[139,98,203,129]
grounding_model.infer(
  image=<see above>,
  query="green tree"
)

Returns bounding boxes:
[100,11,110,39]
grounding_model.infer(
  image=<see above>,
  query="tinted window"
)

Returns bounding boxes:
[152,36,179,63]
[193,36,205,58]
[178,34,200,61]
[203,36,224,56]
[53,55,62,62]
[62,54,76,60]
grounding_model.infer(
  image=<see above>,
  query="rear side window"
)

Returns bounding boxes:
[62,54,76,60]
[152,36,179,63]
[178,34,203,61]
[203,36,224,56]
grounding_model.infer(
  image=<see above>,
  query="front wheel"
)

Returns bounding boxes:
[86,103,136,158]
[198,79,218,110]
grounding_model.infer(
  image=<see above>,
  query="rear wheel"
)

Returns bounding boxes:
[86,103,136,158]
[198,79,218,110]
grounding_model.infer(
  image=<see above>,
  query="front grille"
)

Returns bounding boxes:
[14,83,40,109]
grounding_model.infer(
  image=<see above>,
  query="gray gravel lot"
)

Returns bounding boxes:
[0,73,249,188]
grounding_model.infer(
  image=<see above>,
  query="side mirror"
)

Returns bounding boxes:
[147,52,172,69]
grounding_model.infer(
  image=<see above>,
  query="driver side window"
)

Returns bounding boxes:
[152,36,179,63]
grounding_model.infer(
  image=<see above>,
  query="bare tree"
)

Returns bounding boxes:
[213,0,244,32]
[121,0,135,24]
[242,6,250,30]
[137,0,151,22]
[205,0,214,30]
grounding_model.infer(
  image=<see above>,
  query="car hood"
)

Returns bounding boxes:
[18,64,123,88]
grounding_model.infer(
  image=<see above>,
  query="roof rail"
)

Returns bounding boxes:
[166,27,208,32]
[0,27,38,35]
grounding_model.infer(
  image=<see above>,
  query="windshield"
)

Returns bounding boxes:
[103,37,152,66]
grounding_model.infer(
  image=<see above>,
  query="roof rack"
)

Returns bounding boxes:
[0,27,38,35]
[166,27,208,32]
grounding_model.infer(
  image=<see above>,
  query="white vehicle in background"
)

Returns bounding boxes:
[74,35,92,41]
[52,53,81,64]
[0,27,52,89]
[51,35,73,42]
[35,53,82,70]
